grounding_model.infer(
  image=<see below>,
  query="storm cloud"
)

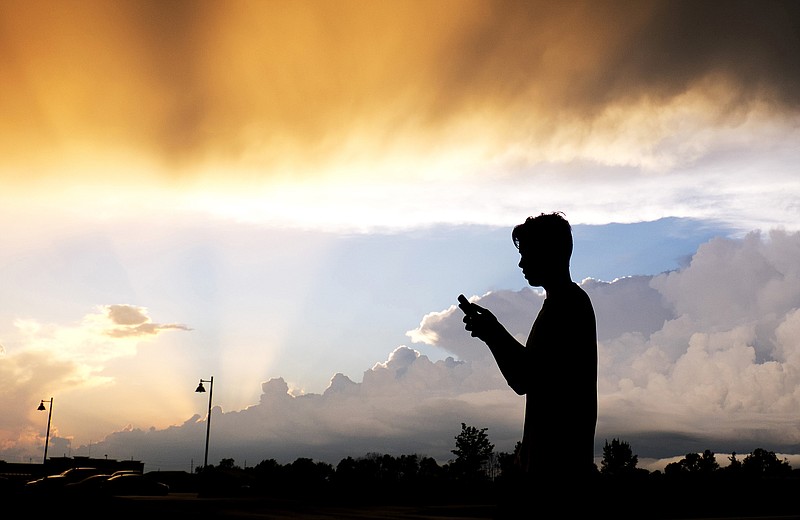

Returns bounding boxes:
[2,0,798,174]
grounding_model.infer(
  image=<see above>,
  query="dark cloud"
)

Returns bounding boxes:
[107,304,149,326]
[104,304,191,337]
[1,0,797,175]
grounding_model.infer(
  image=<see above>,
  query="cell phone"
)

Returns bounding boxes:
[457,294,476,316]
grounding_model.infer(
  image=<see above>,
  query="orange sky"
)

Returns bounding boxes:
[3,0,797,193]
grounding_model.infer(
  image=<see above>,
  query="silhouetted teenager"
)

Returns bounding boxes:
[458,212,597,509]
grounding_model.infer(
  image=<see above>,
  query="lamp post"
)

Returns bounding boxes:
[195,376,213,469]
[37,397,53,465]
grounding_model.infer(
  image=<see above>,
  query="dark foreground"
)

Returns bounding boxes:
[9,473,800,519]
[14,491,800,520]
[95,494,498,519]
[18,493,497,519]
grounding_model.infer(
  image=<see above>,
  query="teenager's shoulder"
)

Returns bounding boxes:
[569,281,591,297]
[568,282,596,308]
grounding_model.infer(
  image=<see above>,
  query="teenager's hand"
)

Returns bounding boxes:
[458,295,502,342]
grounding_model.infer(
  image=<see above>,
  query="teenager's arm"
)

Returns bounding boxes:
[459,296,528,394]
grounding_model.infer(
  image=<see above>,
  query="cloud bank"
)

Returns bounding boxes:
[35,228,800,471]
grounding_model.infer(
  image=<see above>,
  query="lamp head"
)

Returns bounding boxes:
[37,400,46,411]
[195,381,206,393]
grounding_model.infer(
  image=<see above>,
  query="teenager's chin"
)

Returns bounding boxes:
[525,278,541,287]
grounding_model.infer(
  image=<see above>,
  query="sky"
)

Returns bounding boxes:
[1,0,799,473]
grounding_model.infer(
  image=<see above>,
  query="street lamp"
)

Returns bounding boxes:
[195,376,213,469]
[37,397,53,465]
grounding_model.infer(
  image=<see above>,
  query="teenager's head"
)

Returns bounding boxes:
[512,212,573,286]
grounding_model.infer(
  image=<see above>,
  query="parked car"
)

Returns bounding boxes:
[25,467,103,495]
[110,469,142,477]
[100,473,169,496]
[63,473,112,496]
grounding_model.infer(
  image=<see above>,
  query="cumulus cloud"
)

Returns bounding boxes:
[597,230,800,454]
[407,289,544,361]
[84,347,523,468]
[46,229,800,470]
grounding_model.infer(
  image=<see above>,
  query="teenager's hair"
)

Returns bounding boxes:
[512,212,573,260]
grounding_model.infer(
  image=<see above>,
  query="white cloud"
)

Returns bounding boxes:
[76,348,522,469]
[595,230,800,453]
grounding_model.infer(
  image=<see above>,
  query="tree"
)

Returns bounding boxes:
[664,450,719,477]
[396,454,421,482]
[218,458,237,470]
[721,451,742,477]
[741,448,792,478]
[600,438,639,477]
[495,442,522,479]
[252,458,282,482]
[697,449,720,473]
[450,422,495,480]
[418,456,443,482]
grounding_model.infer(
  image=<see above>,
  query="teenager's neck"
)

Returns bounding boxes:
[542,270,574,296]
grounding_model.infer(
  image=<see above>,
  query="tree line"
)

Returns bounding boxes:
[601,437,794,480]
[190,424,800,504]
